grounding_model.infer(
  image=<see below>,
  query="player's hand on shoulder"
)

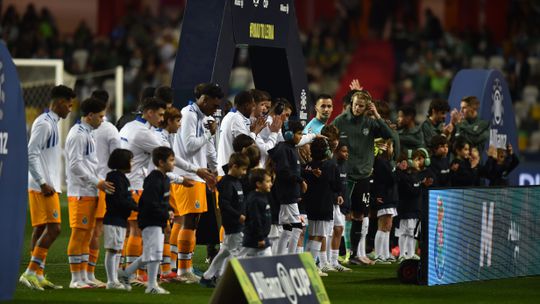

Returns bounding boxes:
[98,180,115,194]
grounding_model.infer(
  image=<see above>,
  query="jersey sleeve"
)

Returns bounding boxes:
[27,120,50,186]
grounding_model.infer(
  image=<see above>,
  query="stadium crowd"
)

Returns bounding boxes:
[2,2,540,152]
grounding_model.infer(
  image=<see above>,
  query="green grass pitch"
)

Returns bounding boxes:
[10,195,540,303]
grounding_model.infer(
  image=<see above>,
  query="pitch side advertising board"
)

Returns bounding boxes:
[426,187,540,286]
[210,253,329,304]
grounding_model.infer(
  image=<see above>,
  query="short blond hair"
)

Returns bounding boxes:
[351,90,372,105]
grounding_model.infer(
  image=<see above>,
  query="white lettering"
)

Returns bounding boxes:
[234,0,244,8]
[0,132,7,154]
[519,173,540,185]
[250,266,312,302]
[479,202,494,267]
[489,129,507,148]
[508,220,520,262]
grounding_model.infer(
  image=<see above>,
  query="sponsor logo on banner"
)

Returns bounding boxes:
[492,79,504,126]
[489,78,507,148]
[299,89,307,126]
[434,196,446,280]
[250,263,312,303]
[479,202,494,267]
[280,3,289,14]
[234,0,244,8]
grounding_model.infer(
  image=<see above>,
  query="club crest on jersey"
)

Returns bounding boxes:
[82,216,88,225]
[362,128,369,136]
[195,200,200,209]
[52,210,59,219]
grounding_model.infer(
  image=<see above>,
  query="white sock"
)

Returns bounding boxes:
[105,251,117,284]
[408,236,417,257]
[308,240,321,264]
[319,250,328,267]
[326,236,332,261]
[288,228,302,254]
[80,270,88,282]
[383,232,391,259]
[170,245,178,270]
[204,248,229,280]
[331,249,339,266]
[70,271,81,283]
[357,217,369,257]
[277,230,292,255]
[146,261,160,289]
[125,257,143,276]
[374,230,384,258]
[115,254,122,280]
[87,271,96,282]
[398,236,406,258]
[270,237,280,255]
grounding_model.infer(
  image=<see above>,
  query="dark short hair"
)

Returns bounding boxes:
[315,94,333,104]
[283,120,303,138]
[374,100,391,120]
[141,97,167,112]
[196,83,224,100]
[453,137,470,153]
[160,107,182,128]
[311,137,330,161]
[249,168,270,188]
[244,145,261,169]
[232,134,255,152]
[91,89,109,103]
[155,86,173,104]
[461,96,480,109]
[228,152,250,168]
[271,97,293,114]
[428,99,450,114]
[430,135,448,150]
[50,85,76,101]
[399,105,416,118]
[336,140,348,151]
[80,97,107,116]
[321,125,339,142]
[152,146,174,167]
[234,90,254,108]
[108,148,133,171]
[250,89,271,103]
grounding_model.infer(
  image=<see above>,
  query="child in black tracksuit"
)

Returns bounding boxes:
[396,152,430,260]
[119,147,176,295]
[484,144,520,186]
[268,120,306,255]
[303,138,343,271]
[450,138,477,187]
[372,139,399,263]
[335,142,352,260]
[103,149,137,290]
[241,169,274,257]
[428,135,450,187]
[201,153,249,286]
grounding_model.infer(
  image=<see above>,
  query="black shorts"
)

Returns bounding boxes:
[348,178,371,215]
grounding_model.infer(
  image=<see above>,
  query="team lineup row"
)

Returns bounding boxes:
[19,82,518,294]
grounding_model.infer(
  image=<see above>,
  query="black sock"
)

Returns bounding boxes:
[350,220,362,257]
[339,236,346,256]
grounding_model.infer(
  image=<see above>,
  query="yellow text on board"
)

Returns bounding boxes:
[249,23,275,40]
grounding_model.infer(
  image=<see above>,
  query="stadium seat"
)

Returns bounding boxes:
[523,85,539,105]
[470,55,487,69]
[527,56,540,76]
[488,55,505,71]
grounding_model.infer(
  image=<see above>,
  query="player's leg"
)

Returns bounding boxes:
[88,190,106,286]
[104,224,127,290]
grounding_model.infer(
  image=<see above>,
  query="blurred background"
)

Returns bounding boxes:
[1,0,539,159]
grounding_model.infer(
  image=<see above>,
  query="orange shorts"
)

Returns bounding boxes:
[68,196,98,230]
[95,190,107,219]
[169,184,181,217]
[28,191,61,227]
[128,190,142,221]
[175,182,208,216]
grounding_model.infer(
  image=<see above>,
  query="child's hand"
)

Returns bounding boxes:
[376,197,383,204]
[450,163,459,171]
[349,79,363,91]
[487,145,497,158]
[337,196,344,205]
[423,177,434,187]
[258,240,266,249]
[312,168,322,177]
[301,181,308,193]
[182,177,195,187]
[239,214,246,224]
[169,211,174,221]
